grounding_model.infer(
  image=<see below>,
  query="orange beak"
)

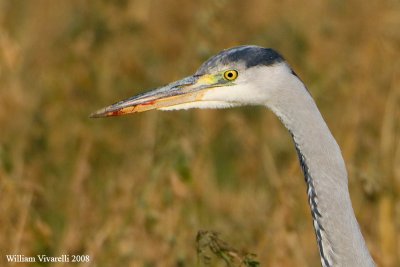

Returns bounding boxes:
[90,74,226,118]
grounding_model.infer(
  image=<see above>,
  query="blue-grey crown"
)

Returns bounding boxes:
[197,45,284,74]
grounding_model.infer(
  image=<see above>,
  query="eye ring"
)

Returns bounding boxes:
[223,70,238,81]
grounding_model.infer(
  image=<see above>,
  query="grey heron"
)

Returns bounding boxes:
[91,45,375,267]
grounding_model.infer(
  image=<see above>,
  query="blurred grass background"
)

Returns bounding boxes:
[0,0,399,266]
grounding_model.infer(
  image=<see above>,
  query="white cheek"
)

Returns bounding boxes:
[202,87,233,101]
[202,82,265,105]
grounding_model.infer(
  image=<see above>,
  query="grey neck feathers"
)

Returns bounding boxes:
[266,74,375,267]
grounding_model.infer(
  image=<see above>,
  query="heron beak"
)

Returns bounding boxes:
[90,73,227,118]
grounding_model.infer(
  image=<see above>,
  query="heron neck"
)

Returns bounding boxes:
[265,77,375,267]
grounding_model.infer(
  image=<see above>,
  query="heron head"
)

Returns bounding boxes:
[90,45,296,118]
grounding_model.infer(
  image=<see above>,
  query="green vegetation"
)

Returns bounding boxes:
[197,231,259,267]
[0,1,399,266]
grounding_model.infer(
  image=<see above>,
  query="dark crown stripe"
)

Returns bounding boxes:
[197,46,284,74]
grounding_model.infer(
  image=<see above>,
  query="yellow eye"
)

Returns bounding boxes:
[223,70,238,81]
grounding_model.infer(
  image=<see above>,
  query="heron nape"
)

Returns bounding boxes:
[91,45,375,267]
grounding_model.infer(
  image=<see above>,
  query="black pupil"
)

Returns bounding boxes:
[227,72,233,78]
